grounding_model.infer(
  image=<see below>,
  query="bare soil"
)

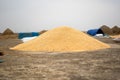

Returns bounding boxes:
[0,37,120,80]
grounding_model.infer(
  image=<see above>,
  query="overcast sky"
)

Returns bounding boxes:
[0,0,120,32]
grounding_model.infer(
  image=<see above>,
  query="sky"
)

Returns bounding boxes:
[0,0,120,32]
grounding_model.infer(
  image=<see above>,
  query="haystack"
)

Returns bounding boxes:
[11,26,110,52]
[39,30,47,34]
[111,26,120,35]
[2,28,14,35]
[100,25,113,35]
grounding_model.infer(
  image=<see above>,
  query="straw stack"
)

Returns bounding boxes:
[112,26,120,35]
[11,26,110,52]
[2,28,14,35]
[39,30,47,34]
[100,25,113,35]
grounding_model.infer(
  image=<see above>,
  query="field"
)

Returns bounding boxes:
[0,37,120,80]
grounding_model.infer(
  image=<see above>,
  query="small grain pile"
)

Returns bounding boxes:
[11,26,110,52]
[110,34,120,38]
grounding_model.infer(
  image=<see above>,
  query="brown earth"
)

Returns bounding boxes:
[0,37,120,80]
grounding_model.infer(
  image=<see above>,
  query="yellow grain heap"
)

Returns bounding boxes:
[110,34,120,38]
[11,26,110,52]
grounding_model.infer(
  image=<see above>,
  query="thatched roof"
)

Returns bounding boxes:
[100,25,113,35]
[2,28,14,35]
[111,26,120,35]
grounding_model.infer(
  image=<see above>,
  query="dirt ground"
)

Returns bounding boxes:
[0,37,120,80]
